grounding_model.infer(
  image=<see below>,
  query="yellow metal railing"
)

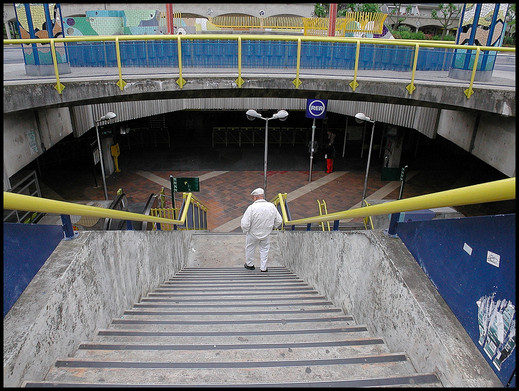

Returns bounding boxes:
[210,16,304,30]
[302,13,388,36]
[274,178,515,228]
[150,208,178,231]
[3,35,515,99]
[362,199,375,230]
[3,178,515,234]
[317,200,331,231]
[3,191,208,230]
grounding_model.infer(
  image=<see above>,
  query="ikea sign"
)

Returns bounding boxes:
[305,99,328,119]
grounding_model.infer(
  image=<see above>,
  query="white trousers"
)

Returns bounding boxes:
[245,233,270,271]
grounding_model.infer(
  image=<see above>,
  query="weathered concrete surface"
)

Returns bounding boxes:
[3,230,191,387]
[277,230,502,387]
[3,74,515,117]
[186,232,283,268]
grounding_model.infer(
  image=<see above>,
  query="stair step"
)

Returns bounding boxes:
[41,353,422,385]
[109,317,356,331]
[24,373,443,387]
[73,339,391,361]
[28,266,442,387]
[91,326,373,344]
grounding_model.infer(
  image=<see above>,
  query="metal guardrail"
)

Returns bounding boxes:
[3,170,43,224]
[302,13,387,35]
[4,34,515,98]
[273,177,515,230]
[3,178,515,236]
[3,191,208,237]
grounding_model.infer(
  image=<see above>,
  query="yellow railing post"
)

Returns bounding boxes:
[349,40,360,91]
[3,35,515,103]
[236,36,244,87]
[464,47,481,99]
[406,43,420,94]
[115,37,127,91]
[292,38,302,88]
[176,35,186,88]
[49,39,65,93]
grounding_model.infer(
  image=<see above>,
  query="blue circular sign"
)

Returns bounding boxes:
[306,99,327,119]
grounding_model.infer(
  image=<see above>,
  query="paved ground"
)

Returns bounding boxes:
[35,139,514,232]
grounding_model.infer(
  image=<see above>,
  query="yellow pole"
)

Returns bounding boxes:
[293,38,302,88]
[236,36,244,87]
[50,40,65,93]
[349,40,360,91]
[406,43,419,94]
[465,47,481,99]
[177,35,186,88]
[115,37,127,90]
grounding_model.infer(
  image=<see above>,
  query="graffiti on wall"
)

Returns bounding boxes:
[476,293,516,371]
[458,3,509,47]
[15,3,67,65]
[61,9,223,36]
[63,10,170,36]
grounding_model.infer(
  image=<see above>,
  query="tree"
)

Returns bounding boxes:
[386,3,413,30]
[431,3,462,39]
[314,3,328,17]
[504,3,516,42]
[314,3,381,17]
[339,3,381,15]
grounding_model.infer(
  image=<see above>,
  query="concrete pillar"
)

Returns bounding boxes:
[383,126,403,169]
[328,3,337,37]
[381,126,404,181]
[13,3,70,76]
[4,21,12,39]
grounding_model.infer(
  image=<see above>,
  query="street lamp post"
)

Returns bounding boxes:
[355,112,376,205]
[245,109,288,197]
[94,111,117,200]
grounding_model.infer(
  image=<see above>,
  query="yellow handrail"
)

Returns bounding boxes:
[4,35,514,98]
[273,177,515,227]
[362,199,375,230]
[317,200,331,231]
[3,191,205,227]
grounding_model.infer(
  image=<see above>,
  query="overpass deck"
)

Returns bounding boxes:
[3,47,515,116]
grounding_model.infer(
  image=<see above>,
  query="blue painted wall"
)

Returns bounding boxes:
[396,214,516,386]
[3,223,64,317]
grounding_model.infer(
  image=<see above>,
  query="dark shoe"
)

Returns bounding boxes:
[244,263,255,270]
[260,268,268,272]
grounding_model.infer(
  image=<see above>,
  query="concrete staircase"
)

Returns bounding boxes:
[24,266,442,387]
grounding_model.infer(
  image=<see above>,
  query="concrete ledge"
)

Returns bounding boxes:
[277,230,501,387]
[3,230,191,387]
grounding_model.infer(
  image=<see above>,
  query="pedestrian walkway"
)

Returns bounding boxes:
[37,137,511,231]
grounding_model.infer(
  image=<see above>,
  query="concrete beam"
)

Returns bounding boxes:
[3,75,515,117]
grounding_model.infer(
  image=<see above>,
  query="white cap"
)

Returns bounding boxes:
[251,188,264,196]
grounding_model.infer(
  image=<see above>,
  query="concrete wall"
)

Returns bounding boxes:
[3,108,73,183]
[3,230,192,387]
[277,230,502,387]
[3,3,315,23]
[437,110,516,176]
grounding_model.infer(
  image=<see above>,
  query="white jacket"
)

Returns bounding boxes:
[241,199,283,240]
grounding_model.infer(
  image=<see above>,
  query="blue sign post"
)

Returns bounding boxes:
[306,99,328,181]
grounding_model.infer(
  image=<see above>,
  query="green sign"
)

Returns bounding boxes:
[170,176,200,192]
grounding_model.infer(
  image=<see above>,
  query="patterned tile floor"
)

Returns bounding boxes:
[38,143,513,232]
